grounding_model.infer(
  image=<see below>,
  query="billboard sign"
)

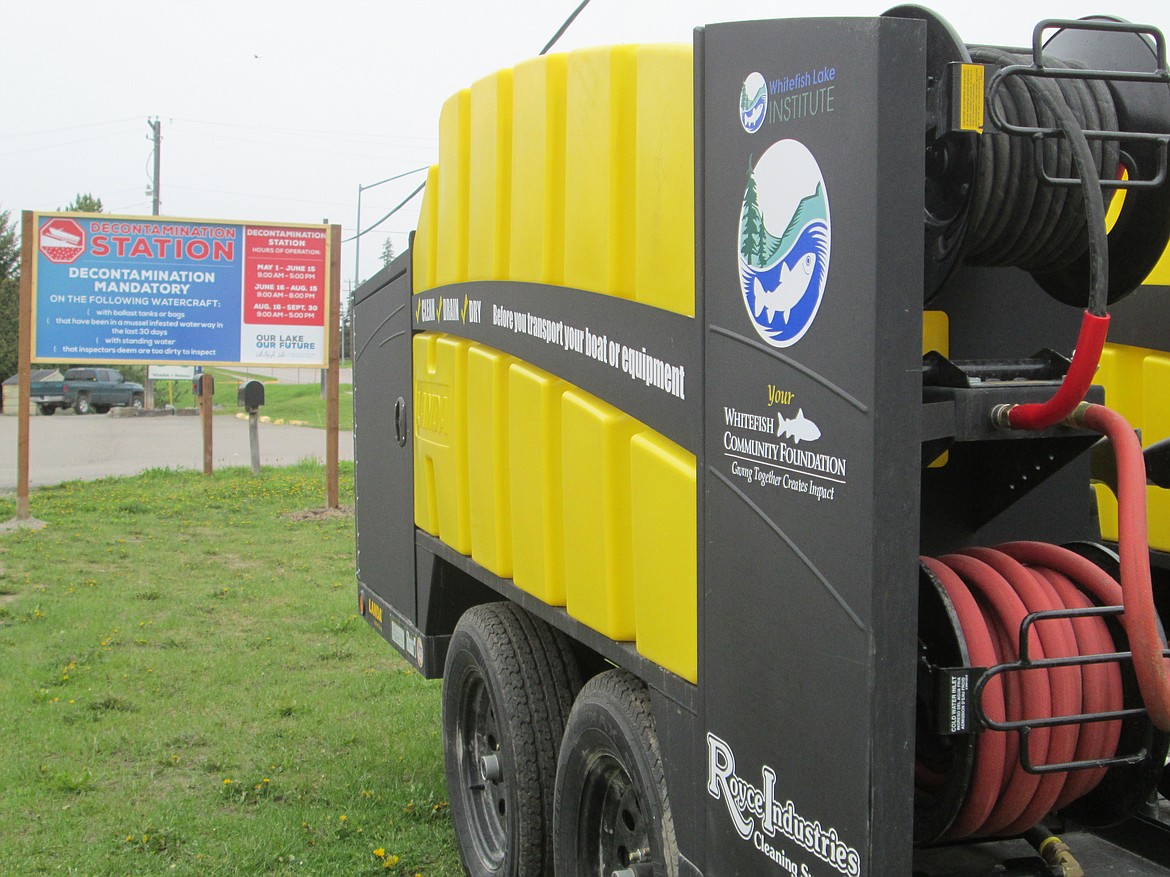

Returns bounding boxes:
[32,213,331,367]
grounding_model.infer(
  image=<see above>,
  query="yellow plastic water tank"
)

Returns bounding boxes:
[468,70,513,282]
[1092,344,1170,550]
[561,389,640,640]
[509,362,569,604]
[1143,354,1170,551]
[631,431,697,681]
[1097,344,1146,424]
[635,45,694,316]
[467,345,515,577]
[413,333,471,553]
[413,165,440,294]
[564,45,638,299]
[436,89,471,287]
[510,53,567,287]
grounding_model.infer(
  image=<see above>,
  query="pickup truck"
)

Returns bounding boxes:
[34,367,145,415]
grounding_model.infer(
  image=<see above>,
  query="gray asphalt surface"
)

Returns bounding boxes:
[0,412,353,492]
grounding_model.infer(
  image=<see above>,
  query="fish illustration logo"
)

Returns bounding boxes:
[740,72,767,134]
[776,409,821,444]
[738,140,831,347]
[753,252,816,323]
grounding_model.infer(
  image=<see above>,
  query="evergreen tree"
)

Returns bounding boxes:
[0,206,18,280]
[0,208,19,380]
[61,192,104,213]
[380,236,396,268]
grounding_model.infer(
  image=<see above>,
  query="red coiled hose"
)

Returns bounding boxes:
[922,544,1125,840]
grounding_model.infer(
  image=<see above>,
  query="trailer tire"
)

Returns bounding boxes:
[554,669,678,877]
[443,602,581,877]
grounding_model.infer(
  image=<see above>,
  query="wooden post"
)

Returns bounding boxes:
[248,410,261,475]
[15,212,34,520]
[326,224,341,508]
[200,373,214,475]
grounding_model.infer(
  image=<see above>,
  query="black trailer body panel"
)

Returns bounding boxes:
[353,254,418,657]
[697,17,924,876]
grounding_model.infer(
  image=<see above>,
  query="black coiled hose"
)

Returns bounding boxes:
[964,47,1120,280]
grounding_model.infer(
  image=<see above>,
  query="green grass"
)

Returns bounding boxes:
[158,378,354,431]
[0,463,457,876]
[213,382,355,431]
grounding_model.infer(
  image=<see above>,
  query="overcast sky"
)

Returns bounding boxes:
[4,0,1167,287]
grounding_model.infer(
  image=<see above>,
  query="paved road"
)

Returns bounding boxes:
[0,413,354,492]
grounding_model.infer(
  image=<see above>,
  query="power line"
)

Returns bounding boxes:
[343,181,426,243]
[168,183,356,209]
[171,116,438,146]
[541,0,594,54]
[166,125,437,163]
[0,116,141,140]
[0,130,140,158]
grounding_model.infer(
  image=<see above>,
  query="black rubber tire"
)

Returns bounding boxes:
[74,394,91,415]
[94,405,111,414]
[443,602,582,877]
[554,669,678,877]
[38,404,56,416]
[131,394,144,409]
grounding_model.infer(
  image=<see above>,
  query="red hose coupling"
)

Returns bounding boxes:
[1062,402,1092,429]
[1004,312,1111,432]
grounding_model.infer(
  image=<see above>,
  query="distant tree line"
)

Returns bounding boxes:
[0,194,146,385]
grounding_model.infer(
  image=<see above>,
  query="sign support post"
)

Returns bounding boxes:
[326,224,341,509]
[248,411,261,475]
[16,211,33,521]
[200,374,214,475]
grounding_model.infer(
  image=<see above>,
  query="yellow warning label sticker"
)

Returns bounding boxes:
[960,64,985,133]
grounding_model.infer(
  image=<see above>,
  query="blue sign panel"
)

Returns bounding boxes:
[32,213,329,366]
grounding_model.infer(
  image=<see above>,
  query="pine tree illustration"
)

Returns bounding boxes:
[740,162,765,267]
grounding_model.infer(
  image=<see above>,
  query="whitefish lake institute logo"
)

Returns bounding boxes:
[738,139,831,348]
[740,72,767,133]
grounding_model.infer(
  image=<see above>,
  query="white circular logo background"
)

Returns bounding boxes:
[737,139,831,348]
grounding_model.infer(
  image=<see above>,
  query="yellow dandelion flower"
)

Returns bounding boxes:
[223,778,233,785]
[339,814,347,822]
[373,848,386,859]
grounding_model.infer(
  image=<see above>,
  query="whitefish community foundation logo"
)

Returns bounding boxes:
[740,72,767,133]
[738,139,831,348]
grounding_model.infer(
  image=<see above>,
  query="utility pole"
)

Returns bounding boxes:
[149,118,161,215]
[145,117,161,410]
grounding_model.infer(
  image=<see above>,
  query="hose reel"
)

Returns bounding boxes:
[886,6,1170,304]
[914,542,1170,845]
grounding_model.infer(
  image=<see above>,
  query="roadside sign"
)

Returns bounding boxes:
[31,212,331,367]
